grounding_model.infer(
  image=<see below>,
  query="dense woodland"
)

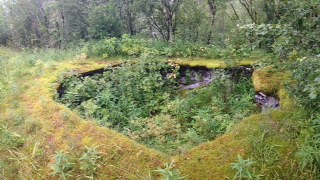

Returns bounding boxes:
[0,0,320,179]
[0,0,318,54]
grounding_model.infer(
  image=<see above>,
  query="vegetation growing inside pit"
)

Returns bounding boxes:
[0,0,319,179]
[58,59,257,154]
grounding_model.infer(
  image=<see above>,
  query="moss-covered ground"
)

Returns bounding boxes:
[0,49,304,179]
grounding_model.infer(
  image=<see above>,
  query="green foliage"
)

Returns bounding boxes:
[176,0,211,43]
[0,125,24,150]
[127,114,186,154]
[79,146,102,178]
[231,155,258,180]
[51,147,104,179]
[165,73,256,142]
[58,60,256,154]
[88,3,123,40]
[59,58,177,130]
[289,58,320,113]
[0,47,81,101]
[51,151,75,180]
[83,35,259,59]
[236,0,319,60]
[154,161,185,180]
[296,144,320,171]
[248,122,285,178]
[83,38,118,58]
[296,114,320,177]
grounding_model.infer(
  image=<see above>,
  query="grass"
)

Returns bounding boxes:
[0,47,310,179]
[0,125,25,150]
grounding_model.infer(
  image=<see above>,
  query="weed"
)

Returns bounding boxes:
[154,161,186,180]
[83,35,262,60]
[51,151,75,180]
[249,127,281,178]
[0,125,24,150]
[79,146,102,179]
[231,155,259,180]
[11,114,24,126]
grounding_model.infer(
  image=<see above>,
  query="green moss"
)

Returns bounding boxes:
[176,105,303,179]
[175,114,262,179]
[278,87,297,111]
[171,58,256,69]
[252,66,297,112]
[252,66,290,95]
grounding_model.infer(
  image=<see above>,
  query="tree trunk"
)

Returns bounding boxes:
[207,0,217,44]
[168,13,174,43]
[34,0,49,29]
[239,0,258,24]
[160,0,180,43]
[125,0,136,35]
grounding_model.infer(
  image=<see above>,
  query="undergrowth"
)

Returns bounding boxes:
[58,58,257,154]
[82,35,266,60]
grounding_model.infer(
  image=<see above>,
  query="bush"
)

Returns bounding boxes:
[79,146,102,178]
[59,58,178,130]
[82,35,257,59]
[83,38,118,58]
[236,1,319,60]
[289,58,320,113]
[167,72,256,140]
[58,59,257,154]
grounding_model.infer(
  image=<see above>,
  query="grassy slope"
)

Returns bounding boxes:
[176,67,299,179]
[0,49,301,179]
[1,57,169,179]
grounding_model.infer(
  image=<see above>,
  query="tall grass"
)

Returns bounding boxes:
[0,47,81,103]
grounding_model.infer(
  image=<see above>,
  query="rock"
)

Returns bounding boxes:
[255,92,280,112]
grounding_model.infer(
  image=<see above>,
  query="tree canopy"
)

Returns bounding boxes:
[0,0,318,59]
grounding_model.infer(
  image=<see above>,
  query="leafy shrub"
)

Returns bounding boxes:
[166,73,256,140]
[120,34,161,56]
[82,35,257,59]
[58,59,256,153]
[59,58,178,130]
[83,38,118,58]
[51,148,104,179]
[127,114,183,154]
[237,1,319,60]
[289,58,320,113]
